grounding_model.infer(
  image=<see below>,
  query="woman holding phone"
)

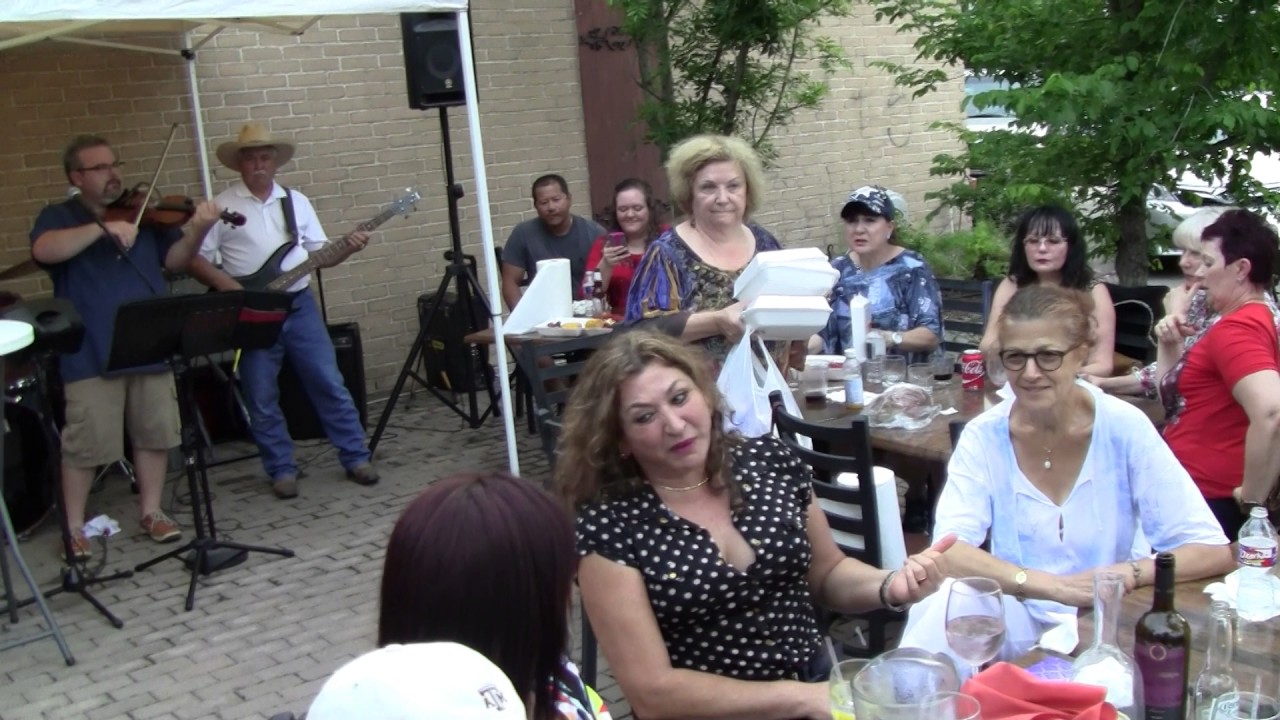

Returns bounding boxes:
[586,178,666,312]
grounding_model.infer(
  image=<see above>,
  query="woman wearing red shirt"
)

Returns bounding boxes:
[1158,209,1280,535]
[585,178,665,313]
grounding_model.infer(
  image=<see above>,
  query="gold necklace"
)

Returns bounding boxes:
[652,476,710,493]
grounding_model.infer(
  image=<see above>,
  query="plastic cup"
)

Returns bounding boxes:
[908,363,934,396]
[830,659,870,720]
[1212,692,1280,720]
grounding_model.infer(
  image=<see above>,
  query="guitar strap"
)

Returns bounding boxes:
[280,185,300,247]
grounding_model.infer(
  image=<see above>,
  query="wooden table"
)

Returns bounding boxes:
[463,326,614,348]
[1029,578,1280,684]
[798,380,1164,463]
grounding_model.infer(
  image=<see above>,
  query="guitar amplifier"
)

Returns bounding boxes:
[418,291,489,393]
[278,322,368,441]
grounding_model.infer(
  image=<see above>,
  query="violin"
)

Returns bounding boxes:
[105,186,246,230]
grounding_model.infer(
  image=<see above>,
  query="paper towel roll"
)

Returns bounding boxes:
[819,466,906,569]
[848,295,868,361]
[504,258,573,334]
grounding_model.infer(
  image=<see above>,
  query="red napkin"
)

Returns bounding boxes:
[962,663,1118,720]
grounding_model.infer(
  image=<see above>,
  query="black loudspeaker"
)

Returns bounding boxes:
[400,12,468,109]
[418,291,489,393]
[278,323,368,441]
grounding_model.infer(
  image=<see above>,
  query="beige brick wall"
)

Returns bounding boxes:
[0,1,962,401]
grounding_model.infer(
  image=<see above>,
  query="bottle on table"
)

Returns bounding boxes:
[1072,572,1144,720]
[843,349,864,411]
[1191,601,1237,720]
[1135,552,1190,720]
[591,270,606,314]
[580,271,595,304]
[1237,506,1278,622]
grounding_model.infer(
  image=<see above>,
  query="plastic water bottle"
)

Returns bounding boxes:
[843,350,864,411]
[1236,506,1277,622]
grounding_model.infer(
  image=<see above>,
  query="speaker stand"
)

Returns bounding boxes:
[370,106,495,452]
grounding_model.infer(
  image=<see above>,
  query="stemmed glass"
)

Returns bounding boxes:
[944,577,1006,680]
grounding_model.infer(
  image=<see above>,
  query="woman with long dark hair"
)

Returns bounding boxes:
[380,472,610,720]
[584,178,666,312]
[979,205,1116,377]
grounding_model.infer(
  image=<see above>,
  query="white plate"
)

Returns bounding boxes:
[534,318,586,337]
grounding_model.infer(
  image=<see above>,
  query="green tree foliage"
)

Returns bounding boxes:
[869,0,1280,284]
[609,0,853,164]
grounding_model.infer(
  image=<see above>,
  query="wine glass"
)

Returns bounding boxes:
[945,577,1006,680]
[883,354,907,384]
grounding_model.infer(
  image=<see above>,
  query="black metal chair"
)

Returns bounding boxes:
[1106,283,1169,365]
[937,278,995,354]
[769,391,922,656]
[511,331,611,688]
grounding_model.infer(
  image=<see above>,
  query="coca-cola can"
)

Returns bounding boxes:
[961,349,985,391]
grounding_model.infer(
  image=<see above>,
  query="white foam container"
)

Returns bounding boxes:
[734,261,838,305]
[742,295,832,340]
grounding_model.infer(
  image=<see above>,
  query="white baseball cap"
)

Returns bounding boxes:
[307,643,527,720]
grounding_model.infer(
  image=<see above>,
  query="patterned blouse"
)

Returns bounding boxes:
[623,224,782,364]
[575,436,822,680]
[818,249,944,364]
[1136,288,1211,398]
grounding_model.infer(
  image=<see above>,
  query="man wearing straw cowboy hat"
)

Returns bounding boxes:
[189,122,378,500]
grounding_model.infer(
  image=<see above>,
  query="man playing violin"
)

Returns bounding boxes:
[188,123,377,500]
[30,134,222,560]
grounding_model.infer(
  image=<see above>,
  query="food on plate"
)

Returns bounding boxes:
[584,318,603,329]
[561,321,582,329]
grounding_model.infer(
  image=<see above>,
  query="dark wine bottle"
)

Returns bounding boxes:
[1135,553,1190,720]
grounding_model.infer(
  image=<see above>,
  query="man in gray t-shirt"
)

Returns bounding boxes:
[500,174,606,310]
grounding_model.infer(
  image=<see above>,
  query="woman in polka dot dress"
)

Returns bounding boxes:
[557,332,955,720]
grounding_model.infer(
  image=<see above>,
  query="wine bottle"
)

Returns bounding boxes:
[1135,553,1190,720]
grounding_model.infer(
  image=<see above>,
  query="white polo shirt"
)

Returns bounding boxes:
[201,180,328,292]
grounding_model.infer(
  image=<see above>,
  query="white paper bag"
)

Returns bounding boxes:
[717,332,799,438]
[504,258,572,334]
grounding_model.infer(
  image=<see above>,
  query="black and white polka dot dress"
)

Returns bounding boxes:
[576,436,822,680]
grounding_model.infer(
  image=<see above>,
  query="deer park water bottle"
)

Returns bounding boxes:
[1237,505,1278,622]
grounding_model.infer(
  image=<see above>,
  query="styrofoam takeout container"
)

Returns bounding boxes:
[742,295,833,341]
[734,262,838,305]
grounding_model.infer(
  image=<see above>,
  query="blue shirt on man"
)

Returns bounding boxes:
[29,199,179,383]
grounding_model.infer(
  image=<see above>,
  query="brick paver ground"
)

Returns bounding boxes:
[0,390,632,719]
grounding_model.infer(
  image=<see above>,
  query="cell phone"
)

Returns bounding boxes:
[606,231,627,247]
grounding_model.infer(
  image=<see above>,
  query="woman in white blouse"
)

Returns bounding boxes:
[901,284,1232,660]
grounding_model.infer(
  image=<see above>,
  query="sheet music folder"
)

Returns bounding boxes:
[106,290,292,373]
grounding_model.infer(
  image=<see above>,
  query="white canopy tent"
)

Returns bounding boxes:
[0,0,524,475]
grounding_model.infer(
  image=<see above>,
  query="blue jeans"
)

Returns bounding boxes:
[239,289,369,481]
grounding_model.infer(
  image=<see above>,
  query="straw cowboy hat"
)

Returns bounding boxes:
[216,122,295,171]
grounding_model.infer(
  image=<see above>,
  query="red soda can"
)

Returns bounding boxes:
[961,349,985,391]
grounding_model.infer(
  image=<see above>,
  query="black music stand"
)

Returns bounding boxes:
[110,291,295,611]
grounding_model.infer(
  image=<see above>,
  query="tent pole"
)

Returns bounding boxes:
[456,9,519,476]
[183,31,213,198]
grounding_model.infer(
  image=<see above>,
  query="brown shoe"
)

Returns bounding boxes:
[140,510,181,543]
[58,531,92,562]
[345,463,380,486]
[272,474,299,499]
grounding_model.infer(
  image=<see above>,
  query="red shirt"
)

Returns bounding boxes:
[1163,303,1279,499]
[585,234,644,312]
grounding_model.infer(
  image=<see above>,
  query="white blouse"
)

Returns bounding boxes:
[936,383,1227,622]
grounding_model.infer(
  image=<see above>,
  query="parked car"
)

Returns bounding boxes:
[963,76,1279,260]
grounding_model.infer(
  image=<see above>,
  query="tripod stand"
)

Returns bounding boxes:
[370,105,495,452]
[0,297,131,629]
[113,291,296,611]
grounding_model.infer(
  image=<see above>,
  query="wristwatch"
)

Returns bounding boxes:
[1013,568,1029,600]
[890,331,904,347]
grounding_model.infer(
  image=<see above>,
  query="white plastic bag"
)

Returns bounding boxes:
[717,332,800,438]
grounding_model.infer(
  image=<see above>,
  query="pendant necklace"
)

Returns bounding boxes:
[652,476,710,493]
[1041,445,1054,470]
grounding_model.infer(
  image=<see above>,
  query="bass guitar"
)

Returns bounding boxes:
[233,188,422,292]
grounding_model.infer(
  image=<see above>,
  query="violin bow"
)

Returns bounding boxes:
[130,123,181,230]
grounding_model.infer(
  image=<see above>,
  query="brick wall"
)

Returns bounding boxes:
[0,1,962,400]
